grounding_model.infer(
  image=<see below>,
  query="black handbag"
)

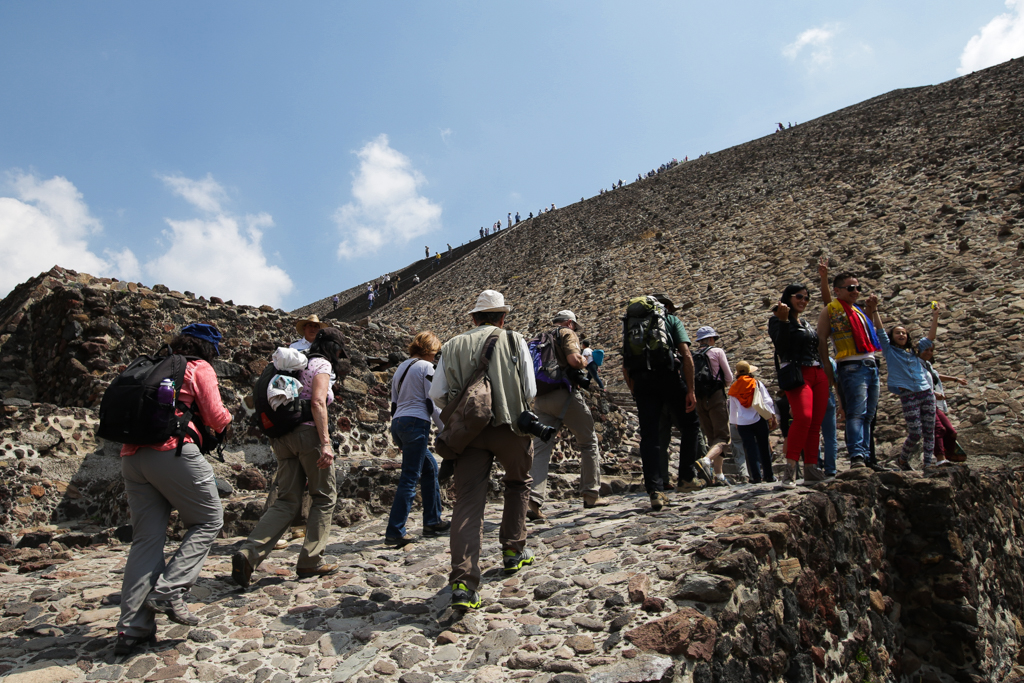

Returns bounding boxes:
[774,353,805,392]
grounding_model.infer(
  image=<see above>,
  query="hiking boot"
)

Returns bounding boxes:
[384,534,416,547]
[231,552,253,589]
[422,521,451,537]
[450,582,481,612]
[527,500,546,521]
[778,460,798,489]
[711,474,731,487]
[114,630,156,656]
[296,563,339,579]
[144,594,198,627]
[676,478,705,493]
[503,548,536,574]
[803,464,826,483]
[849,457,866,469]
[583,494,610,509]
[649,491,667,511]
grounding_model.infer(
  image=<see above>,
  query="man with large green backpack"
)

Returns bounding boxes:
[622,293,705,510]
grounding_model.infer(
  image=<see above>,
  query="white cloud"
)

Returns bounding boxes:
[958,0,1024,74]
[783,24,839,66]
[0,172,139,296]
[334,134,442,259]
[149,176,293,307]
[159,173,228,214]
[440,128,452,144]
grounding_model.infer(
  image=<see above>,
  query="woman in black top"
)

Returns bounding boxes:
[768,283,828,486]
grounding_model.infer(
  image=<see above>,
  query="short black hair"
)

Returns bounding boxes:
[472,311,505,326]
[833,272,857,288]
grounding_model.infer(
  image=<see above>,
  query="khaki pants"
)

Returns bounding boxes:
[449,423,533,592]
[529,388,601,506]
[695,389,731,449]
[239,425,337,571]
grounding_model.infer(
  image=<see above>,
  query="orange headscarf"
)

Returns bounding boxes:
[728,375,757,408]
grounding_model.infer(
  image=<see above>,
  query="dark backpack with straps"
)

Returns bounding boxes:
[97,346,208,456]
[692,346,725,398]
[622,296,677,373]
[253,362,313,439]
[528,329,570,395]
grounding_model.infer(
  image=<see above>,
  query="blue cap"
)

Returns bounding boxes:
[918,338,934,351]
[180,323,222,356]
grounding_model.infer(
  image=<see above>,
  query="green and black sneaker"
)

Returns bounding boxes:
[502,548,535,574]
[450,582,481,611]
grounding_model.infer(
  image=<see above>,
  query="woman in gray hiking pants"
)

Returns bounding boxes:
[116,324,232,655]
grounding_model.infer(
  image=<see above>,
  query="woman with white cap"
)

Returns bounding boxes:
[692,326,735,486]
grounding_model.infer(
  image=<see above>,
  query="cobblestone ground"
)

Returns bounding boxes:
[0,481,812,683]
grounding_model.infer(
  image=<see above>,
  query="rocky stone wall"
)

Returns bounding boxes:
[618,466,1024,682]
[377,58,1024,458]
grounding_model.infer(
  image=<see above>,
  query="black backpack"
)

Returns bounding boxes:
[253,362,313,439]
[97,346,210,456]
[622,296,677,373]
[692,346,724,398]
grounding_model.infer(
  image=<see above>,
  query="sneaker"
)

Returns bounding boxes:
[803,464,826,483]
[231,552,253,589]
[676,478,705,493]
[422,521,452,537]
[693,458,713,484]
[850,457,867,469]
[895,456,913,472]
[649,491,667,511]
[935,459,954,467]
[450,582,481,611]
[711,474,731,487]
[114,630,156,656]
[526,500,546,521]
[384,534,417,547]
[503,548,535,574]
[778,460,798,489]
[144,595,198,627]
[583,495,610,508]
[296,563,340,579]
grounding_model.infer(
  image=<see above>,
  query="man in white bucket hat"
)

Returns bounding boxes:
[429,290,537,611]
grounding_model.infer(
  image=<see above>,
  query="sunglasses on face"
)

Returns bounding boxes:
[842,285,863,292]
[790,294,809,301]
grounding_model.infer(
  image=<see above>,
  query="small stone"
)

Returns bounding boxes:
[565,635,596,654]
[627,573,650,603]
[436,630,458,645]
[373,660,397,675]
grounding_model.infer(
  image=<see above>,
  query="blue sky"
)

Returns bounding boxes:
[1,1,1022,308]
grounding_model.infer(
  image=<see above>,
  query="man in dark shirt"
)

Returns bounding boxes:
[622,294,706,510]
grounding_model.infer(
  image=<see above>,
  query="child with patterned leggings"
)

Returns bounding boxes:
[870,303,942,470]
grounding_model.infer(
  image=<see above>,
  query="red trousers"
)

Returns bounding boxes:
[934,408,957,456]
[784,366,829,464]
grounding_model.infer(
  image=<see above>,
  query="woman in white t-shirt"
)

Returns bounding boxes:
[386,332,448,547]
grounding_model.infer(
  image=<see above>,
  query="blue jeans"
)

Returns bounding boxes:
[386,417,442,538]
[586,362,605,390]
[836,361,879,462]
[820,391,837,475]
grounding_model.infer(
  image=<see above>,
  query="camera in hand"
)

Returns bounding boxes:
[566,367,591,390]
[517,410,556,442]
